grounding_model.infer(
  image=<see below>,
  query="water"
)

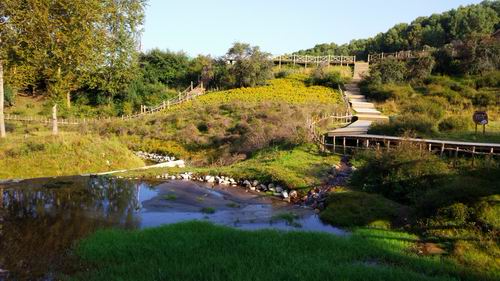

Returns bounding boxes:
[0,176,345,280]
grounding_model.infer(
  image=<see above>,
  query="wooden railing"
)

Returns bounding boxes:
[4,82,206,125]
[273,54,356,66]
[368,50,430,63]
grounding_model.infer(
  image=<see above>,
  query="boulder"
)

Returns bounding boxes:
[275,186,283,193]
[251,180,259,187]
[289,190,298,199]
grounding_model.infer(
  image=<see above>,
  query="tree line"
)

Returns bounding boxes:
[295,0,500,74]
[0,0,273,138]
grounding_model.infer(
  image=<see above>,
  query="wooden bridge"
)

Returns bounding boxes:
[325,134,500,157]
[273,54,356,67]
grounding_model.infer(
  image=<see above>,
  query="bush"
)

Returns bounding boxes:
[350,144,451,204]
[4,84,15,106]
[360,83,414,102]
[320,191,402,227]
[438,116,471,132]
[306,66,345,88]
[475,71,500,88]
[407,56,435,81]
[369,113,437,135]
[368,58,407,84]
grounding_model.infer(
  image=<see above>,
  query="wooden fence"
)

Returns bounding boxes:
[367,50,430,63]
[4,82,205,126]
[273,54,356,67]
[324,134,500,157]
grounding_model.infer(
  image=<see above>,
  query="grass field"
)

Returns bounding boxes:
[0,133,144,179]
[119,144,340,190]
[72,221,495,281]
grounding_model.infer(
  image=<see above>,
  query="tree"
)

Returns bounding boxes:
[226,43,273,88]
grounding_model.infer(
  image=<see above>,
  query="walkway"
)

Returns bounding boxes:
[330,63,388,136]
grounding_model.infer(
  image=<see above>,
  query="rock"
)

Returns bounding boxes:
[289,190,298,199]
[251,180,259,187]
[258,184,267,191]
[170,175,176,180]
[205,175,215,183]
[242,180,251,188]
[281,190,289,199]
[249,186,256,191]
[275,186,283,193]
[268,183,275,189]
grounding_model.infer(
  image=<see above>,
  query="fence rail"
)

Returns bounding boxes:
[4,82,205,126]
[367,50,430,63]
[273,54,356,66]
[325,134,500,157]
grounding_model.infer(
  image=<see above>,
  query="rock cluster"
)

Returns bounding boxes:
[135,151,175,163]
[153,172,296,200]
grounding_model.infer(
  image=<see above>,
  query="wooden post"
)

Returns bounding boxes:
[472,146,476,167]
[279,56,282,69]
[293,55,296,66]
[366,139,369,148]
[387,140,391,151]
[356,138,359,149]
[343,137,346,154]
[333,136,336,153]
[190,81,194,91]
[440,143,445,157]
[428,144,432,152]
[52,104,58,136]
[305,55,308,69]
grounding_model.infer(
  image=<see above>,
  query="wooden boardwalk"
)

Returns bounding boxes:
[325,134,500,157]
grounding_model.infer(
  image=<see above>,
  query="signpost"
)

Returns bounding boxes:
[472,111,488,135]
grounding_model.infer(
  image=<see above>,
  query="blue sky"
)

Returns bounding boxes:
[141,0,483,56]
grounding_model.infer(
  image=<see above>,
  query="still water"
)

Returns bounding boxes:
[0,176,345,280]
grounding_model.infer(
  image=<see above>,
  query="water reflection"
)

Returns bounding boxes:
[0,176,145,280]
[0,176,345,280]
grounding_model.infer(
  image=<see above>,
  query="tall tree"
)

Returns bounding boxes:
[226,43,273,88]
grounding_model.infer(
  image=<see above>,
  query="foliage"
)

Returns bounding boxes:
[226,42,273,88]
[0,133,144,179]
[306,65,349,88]
[73,220,496,281]
[295,1,499,62]
[350,144,451,204]
[367,58,407,84]
[320,191,402,227]
[438,116,471,132]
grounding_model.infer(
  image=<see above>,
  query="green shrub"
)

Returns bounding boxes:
[439,116,471,132]
[370,113,437,135]
[361,83,414,102]
[320,191,401,227]
[472,90,498,107]
[306,66,344,88]
[475,71,500,88]
[4,84,15,106]
[368,58,407,84]
[402,98,445,120]
[350,144,451,204]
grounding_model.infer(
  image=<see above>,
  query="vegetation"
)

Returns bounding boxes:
[325,144,500,278]
[0,133,144,179]
[73,220,497,281]
[295,1,499,65]
[320,191,403,228]
[93,74,344,166]
[119,144,340,190]
[360,56,500,142]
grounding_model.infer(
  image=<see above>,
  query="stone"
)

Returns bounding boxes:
[275,186,283,193]
[258,184,267,191]
[268,183,275,189]
[251,180,259,187]
[249,186,256,191]
[289,190,298,199]
[242,180,251,188]
[281,190,289,199]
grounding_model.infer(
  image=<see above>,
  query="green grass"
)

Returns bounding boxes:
[118,144,340,190]
[0,133,144,179]
[320,191,403,228]
[72,221,495,281]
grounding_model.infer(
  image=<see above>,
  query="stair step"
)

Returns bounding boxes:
[355,114,389,121]
[351,102,375,108]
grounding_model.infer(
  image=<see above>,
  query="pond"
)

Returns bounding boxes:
[0,176,345,280]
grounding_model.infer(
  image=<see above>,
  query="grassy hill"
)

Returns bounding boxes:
[0,133,144,179]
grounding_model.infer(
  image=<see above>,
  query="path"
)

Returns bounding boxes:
[329,62,388,136]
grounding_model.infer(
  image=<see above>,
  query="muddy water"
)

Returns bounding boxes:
[0,176,345,280]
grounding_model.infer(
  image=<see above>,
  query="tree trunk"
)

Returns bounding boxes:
[66,91,71,108]
[0,60,6,138]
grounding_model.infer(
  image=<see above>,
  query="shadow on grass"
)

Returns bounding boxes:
[72,221,497,281]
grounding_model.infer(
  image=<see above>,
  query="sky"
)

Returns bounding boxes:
[141,0,483,57]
